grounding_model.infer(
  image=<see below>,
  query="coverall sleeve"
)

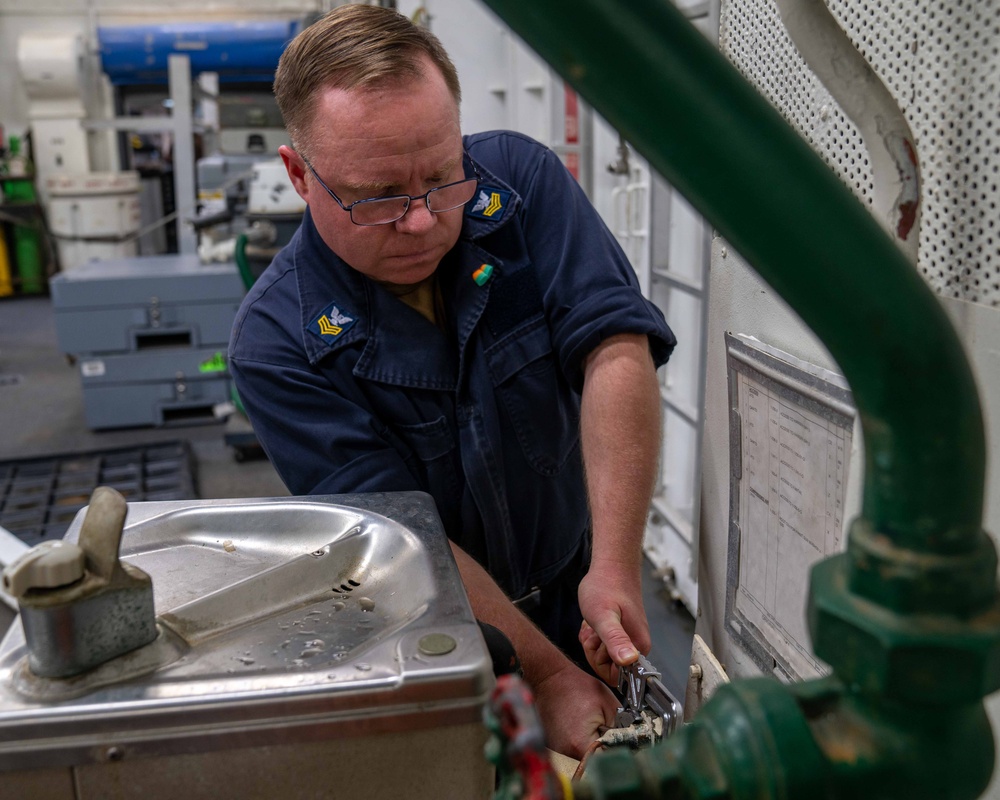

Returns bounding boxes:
[496,137,675,389]
[229,354,421,498]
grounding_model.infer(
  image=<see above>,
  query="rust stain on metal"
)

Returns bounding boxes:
[968,602,1000,632]
[896,139,919,240]
[897,201,918,240]
[812,710,879,766]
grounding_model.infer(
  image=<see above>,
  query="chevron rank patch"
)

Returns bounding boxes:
[467,186,511,220]
[308,301,357,342]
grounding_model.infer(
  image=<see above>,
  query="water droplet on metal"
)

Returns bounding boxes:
[301,638,325,657]
[356,662,372,672]
[358,597,375,612]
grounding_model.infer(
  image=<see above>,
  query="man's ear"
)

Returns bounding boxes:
[279,145,311,203]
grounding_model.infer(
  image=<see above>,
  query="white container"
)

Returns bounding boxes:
[46,172,142,270]
[247,159,306,215]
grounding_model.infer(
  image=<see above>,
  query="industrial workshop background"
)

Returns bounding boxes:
[1,0,1000,797]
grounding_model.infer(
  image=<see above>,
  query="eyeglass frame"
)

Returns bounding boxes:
[301,151,482,227]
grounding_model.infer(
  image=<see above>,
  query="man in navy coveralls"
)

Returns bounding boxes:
[229,4,676,758]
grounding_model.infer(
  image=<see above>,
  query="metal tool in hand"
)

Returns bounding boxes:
[614,653,683,738]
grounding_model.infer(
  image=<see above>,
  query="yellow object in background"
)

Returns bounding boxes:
[0,228,13,297]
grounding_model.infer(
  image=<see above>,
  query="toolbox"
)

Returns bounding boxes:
[49,254,245,355]
[76,347,231,429]
[0,492,495,799]
[48,254,245,430]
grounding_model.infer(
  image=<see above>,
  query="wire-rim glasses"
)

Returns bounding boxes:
[302,153,481,226]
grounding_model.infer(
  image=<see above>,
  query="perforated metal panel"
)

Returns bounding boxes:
[721,0,1000,305]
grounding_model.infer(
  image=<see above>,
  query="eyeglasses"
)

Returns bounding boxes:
[303,154,481,226]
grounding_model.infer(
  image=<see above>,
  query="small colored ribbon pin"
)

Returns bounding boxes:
[473,263,494,286]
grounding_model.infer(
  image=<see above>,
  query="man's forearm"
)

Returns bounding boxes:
[580,333,662,575]
[449,541,620,758]
[575,332,662,672]
[449,542,568,686]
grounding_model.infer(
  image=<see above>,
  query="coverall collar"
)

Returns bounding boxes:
[294,158,522,388]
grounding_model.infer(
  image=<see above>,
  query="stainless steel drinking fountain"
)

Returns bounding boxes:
[0,491,495,799]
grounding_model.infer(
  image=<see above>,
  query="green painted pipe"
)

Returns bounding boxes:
[476,2,1000,799]
[479,0,984,557]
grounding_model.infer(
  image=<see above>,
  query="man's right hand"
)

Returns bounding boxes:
[532,660,619,759]
[448,541,618,759]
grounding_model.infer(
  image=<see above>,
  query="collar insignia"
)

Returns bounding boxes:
[467,186,511,220]
[308,301,357,342]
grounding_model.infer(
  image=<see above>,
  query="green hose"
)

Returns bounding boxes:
[234,233,255,291]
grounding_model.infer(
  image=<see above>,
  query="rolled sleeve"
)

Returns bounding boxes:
[554,286,677,391]
[506,138,676,391]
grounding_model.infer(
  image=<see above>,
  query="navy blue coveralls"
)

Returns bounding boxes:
[229,131,676,658]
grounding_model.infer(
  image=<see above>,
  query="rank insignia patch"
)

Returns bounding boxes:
[467,186,511,220]
[308,302,357,342]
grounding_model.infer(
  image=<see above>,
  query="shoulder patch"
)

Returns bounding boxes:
[308,301,357,342]
[467,186,512,220]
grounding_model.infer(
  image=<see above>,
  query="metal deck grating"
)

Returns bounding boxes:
[0,441,198,546]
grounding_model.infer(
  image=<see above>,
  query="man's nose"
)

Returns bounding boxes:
[395,196,436,233]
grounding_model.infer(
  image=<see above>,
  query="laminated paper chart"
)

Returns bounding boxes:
[725,334,854,680]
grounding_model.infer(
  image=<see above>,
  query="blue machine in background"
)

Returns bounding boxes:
[98,20,306,85]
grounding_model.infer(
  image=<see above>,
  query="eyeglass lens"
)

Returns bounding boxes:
[352,179,479,225]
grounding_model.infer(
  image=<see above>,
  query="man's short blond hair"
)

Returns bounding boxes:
[274,5,462,156]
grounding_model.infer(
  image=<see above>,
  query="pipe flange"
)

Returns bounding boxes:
[809,552,1000,705]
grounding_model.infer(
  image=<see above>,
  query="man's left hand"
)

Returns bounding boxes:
[577,565,651,686]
